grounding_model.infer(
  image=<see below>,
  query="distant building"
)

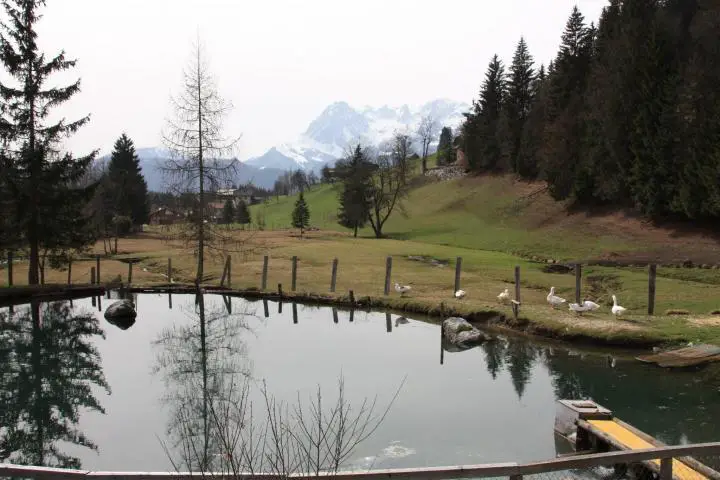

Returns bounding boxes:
[149,207,184,225]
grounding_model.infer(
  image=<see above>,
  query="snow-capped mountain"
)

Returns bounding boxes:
[245,99,469,172]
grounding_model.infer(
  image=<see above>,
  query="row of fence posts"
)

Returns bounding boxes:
[4,251,660,315]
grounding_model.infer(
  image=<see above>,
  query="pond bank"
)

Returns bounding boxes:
[0,282,686,349]
[125,283,669,350]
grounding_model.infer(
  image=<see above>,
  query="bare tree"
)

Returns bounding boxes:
[366,134,410,238]
[161,37,242,284]
[417,115,438,173]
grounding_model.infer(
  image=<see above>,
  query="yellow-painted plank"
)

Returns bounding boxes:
[588,420,706,480]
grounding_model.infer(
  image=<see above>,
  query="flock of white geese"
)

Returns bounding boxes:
[394,282,628,317]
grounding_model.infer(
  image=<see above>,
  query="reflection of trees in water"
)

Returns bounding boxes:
[152,294,255,471]
[544,350,720,446]
[481,338,507,380]
[153,294,402,475]
[0,301,109,468]
[505,341,537,399]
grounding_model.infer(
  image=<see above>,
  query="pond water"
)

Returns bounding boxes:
[1,293,719,472]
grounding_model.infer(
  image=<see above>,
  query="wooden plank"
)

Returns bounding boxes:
[2,443,720,480]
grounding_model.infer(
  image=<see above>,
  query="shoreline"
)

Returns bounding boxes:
[126,283,665,350]
[0,283,677,350]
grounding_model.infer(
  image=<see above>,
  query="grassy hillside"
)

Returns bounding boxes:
[251,167,720,265]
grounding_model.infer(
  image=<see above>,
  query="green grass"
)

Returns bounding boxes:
[252,161,642,260]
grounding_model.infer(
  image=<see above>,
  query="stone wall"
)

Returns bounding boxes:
[424,165,467,181]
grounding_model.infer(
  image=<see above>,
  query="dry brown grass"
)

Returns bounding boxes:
[3,229,720,346]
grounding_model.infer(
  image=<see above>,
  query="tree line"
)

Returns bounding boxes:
[460,0,720,221]
[0,1,150,280]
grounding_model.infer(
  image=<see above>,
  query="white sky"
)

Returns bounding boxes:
[33,0,607,160]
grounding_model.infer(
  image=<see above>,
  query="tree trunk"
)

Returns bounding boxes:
[196,47,205,286]
[422,156,427,174]
[353,223,358,238]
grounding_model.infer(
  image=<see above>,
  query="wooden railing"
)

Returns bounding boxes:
[2,442,720,480]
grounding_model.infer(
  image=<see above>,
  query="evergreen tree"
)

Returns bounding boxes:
[502,37,536,176]
[436,127,454,166]
[291,192,310,236]
[336,145,372,237]
[540,6,594,200]
[235,199,251,226]
[221,199,235,224]
[106,134,149,225]
[463,55,506,172]
[0,0,97,284]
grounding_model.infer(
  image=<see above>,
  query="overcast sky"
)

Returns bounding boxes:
[34,0,607,160]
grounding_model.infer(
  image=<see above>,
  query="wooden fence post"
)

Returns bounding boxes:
[291,256,297,292]
[67,258,72,285]
[330,258,338,292]
[227,255,232,288]
[514,266,521,320]
[96,256,101,284]
[278,283,283,298]
[261,255,268,290]
[648,264,657,315]
[384,256,392,295]
[575,263,582,304]
[168,258,172,284]
[7,252,12,287]
[454,257,462,295]
[90,267,96,285]
[660,457,672,480]
[127,262,133,284]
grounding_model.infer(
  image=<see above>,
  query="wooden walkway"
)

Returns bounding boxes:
[637,344,720,368]
[585,419,709,480]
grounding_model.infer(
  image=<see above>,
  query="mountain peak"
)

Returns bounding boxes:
[247,98,470,175]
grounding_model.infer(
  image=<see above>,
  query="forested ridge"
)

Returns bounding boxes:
[460,0,720,222]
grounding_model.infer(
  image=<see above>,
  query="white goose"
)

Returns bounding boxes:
[582,300,601,311]
[611,295,627,316]
[497,288,510,303]
[394,282,411,297]
[568,302,590,315]
[455,289,467,299]
[547,287,566,309]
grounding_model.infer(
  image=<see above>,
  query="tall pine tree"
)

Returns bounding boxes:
[463,55,505,172]
[0,0,97,284]
[540,6,594,200]
[292,192,310,237]
[107,134,149,225]
[502,37,535,176]
[436,127,454,166]
[336,145,372,237]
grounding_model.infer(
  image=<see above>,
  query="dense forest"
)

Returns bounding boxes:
[460,0,720,221]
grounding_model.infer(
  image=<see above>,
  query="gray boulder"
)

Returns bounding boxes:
[104,300,137,330]
[442,317,489,348]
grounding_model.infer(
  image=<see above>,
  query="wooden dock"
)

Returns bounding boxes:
[637,344,720,368]
[555,399,720,480]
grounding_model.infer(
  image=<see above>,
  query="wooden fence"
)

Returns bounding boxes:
[1,441,719,480]
[3,252,664,317]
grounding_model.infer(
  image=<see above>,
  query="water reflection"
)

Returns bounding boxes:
[152,292,255,471]
[0,300,109,468]
[3,293,720,471]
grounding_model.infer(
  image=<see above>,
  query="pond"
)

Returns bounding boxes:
[1,292,719,472]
